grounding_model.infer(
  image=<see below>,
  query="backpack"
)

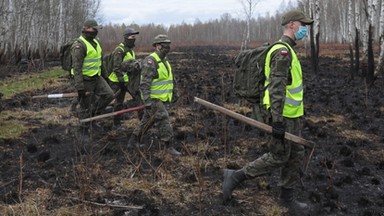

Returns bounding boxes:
[103,44,129,76]
[59,38,84,72]
[233,41,288,103]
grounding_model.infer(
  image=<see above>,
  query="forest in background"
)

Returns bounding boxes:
[0,0,384,80]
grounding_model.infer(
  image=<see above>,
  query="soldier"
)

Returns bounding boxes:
[127,34,181,156]
[71,19,114,123]
[108,28,142,127]
[222,10,314,214]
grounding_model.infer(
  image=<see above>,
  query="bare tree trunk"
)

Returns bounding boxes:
[374,0,384,79]
[239,0,261,50]
[366,0,378,85]
[309,0,320,74]
[348,0,355,80]
[354,1,362,77]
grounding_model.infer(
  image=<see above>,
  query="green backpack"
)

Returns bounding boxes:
[60,38,85,72]
[233,41,288,103]
[103,44,129,76]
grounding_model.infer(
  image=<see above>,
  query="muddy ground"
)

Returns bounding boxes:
[0,46,384,216]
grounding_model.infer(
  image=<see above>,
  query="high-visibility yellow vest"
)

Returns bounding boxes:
[71,36,102,77]
[108,43,136,83]
[149,52,173,102]
[263,42,304,118]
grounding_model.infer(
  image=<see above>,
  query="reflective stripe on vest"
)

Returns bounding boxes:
[149,52,173,102]
[263,42,304,118]
[108,43,136,83]
[76,36,102,77]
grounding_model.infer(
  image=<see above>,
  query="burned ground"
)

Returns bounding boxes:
[0,46,383,216]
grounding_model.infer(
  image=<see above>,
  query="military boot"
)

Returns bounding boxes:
[280,187,309,214]
[222,169,247,204]
[127,134,141,149]
[164,141,181,156]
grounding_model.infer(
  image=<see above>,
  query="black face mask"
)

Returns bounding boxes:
[83,31,98,39]
[159,43,171,56]
[124,38,136,48]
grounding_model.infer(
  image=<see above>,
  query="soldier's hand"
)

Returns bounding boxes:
[144,99,153,107]
[119,82,127,91]
[77,90,86,101]
[272,122,285,140]
[171,92,179,103]
[134,60,142,73]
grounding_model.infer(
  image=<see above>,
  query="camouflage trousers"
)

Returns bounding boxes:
[109,81,142,125]
[132,99,173,143]
[242,117,305,189]
[78,76,114,119]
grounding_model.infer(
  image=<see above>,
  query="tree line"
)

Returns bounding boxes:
[0,0,383,81]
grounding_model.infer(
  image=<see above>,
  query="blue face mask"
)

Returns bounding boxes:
[294,26,308,40]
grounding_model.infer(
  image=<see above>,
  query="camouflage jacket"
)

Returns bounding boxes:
[268,35,297,123]
[139,51,175,105]
[112,44,134,83]
[71,34,106,91]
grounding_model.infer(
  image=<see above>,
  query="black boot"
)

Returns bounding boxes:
[280,187,309,213]
[127,134,140,149]
[222,169,247,204]
[164,141,181,156]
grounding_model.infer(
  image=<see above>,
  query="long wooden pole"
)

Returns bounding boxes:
[194,97,315,148]
[32,92,79,99]
[32,89,121,99]
[79,105,145,123]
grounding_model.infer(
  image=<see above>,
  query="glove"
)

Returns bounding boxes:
[272,122,286,140]
[144,98,153,107]
[77,90,86,101]
[133,61,142,73]
[118,82,127,91]
[171,91,179,103]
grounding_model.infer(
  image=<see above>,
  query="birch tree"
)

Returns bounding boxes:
[309,0,320,73]
[348,0,355,79]
[354,0,361,78]
[374,0,384,78]
[239,0,261,50]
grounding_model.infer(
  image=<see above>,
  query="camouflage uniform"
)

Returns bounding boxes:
[131,54,173,143]
[223,11,313,212]
[71,35,113,119]
[108,28,142,126]
[242,35,304,188]
[108,45,141,125]
[128,34,180,155]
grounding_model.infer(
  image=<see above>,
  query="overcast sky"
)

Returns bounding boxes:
[100,0,296,26]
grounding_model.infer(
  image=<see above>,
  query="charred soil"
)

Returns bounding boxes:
[0,46,384,216]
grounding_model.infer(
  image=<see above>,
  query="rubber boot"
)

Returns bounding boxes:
[164,141,181,156]
[280,187,309,213]
[222,169,247,204]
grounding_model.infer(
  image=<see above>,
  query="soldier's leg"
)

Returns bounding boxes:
[77,79,94,120]
[279,118,304,189]
[110,82,126,126]
[223,137,290,203]
[279,118,308,211]
[153,102,180,155]
[94,76,114,113]
[126,73,143,118]
[128,104,156,149]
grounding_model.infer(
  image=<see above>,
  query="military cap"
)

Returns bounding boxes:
[124,28,139,37]
[152,34,171,46]
[281,10,314,26]
[83,19,103,29]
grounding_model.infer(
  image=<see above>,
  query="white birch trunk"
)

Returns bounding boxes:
[374,0,384,77]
